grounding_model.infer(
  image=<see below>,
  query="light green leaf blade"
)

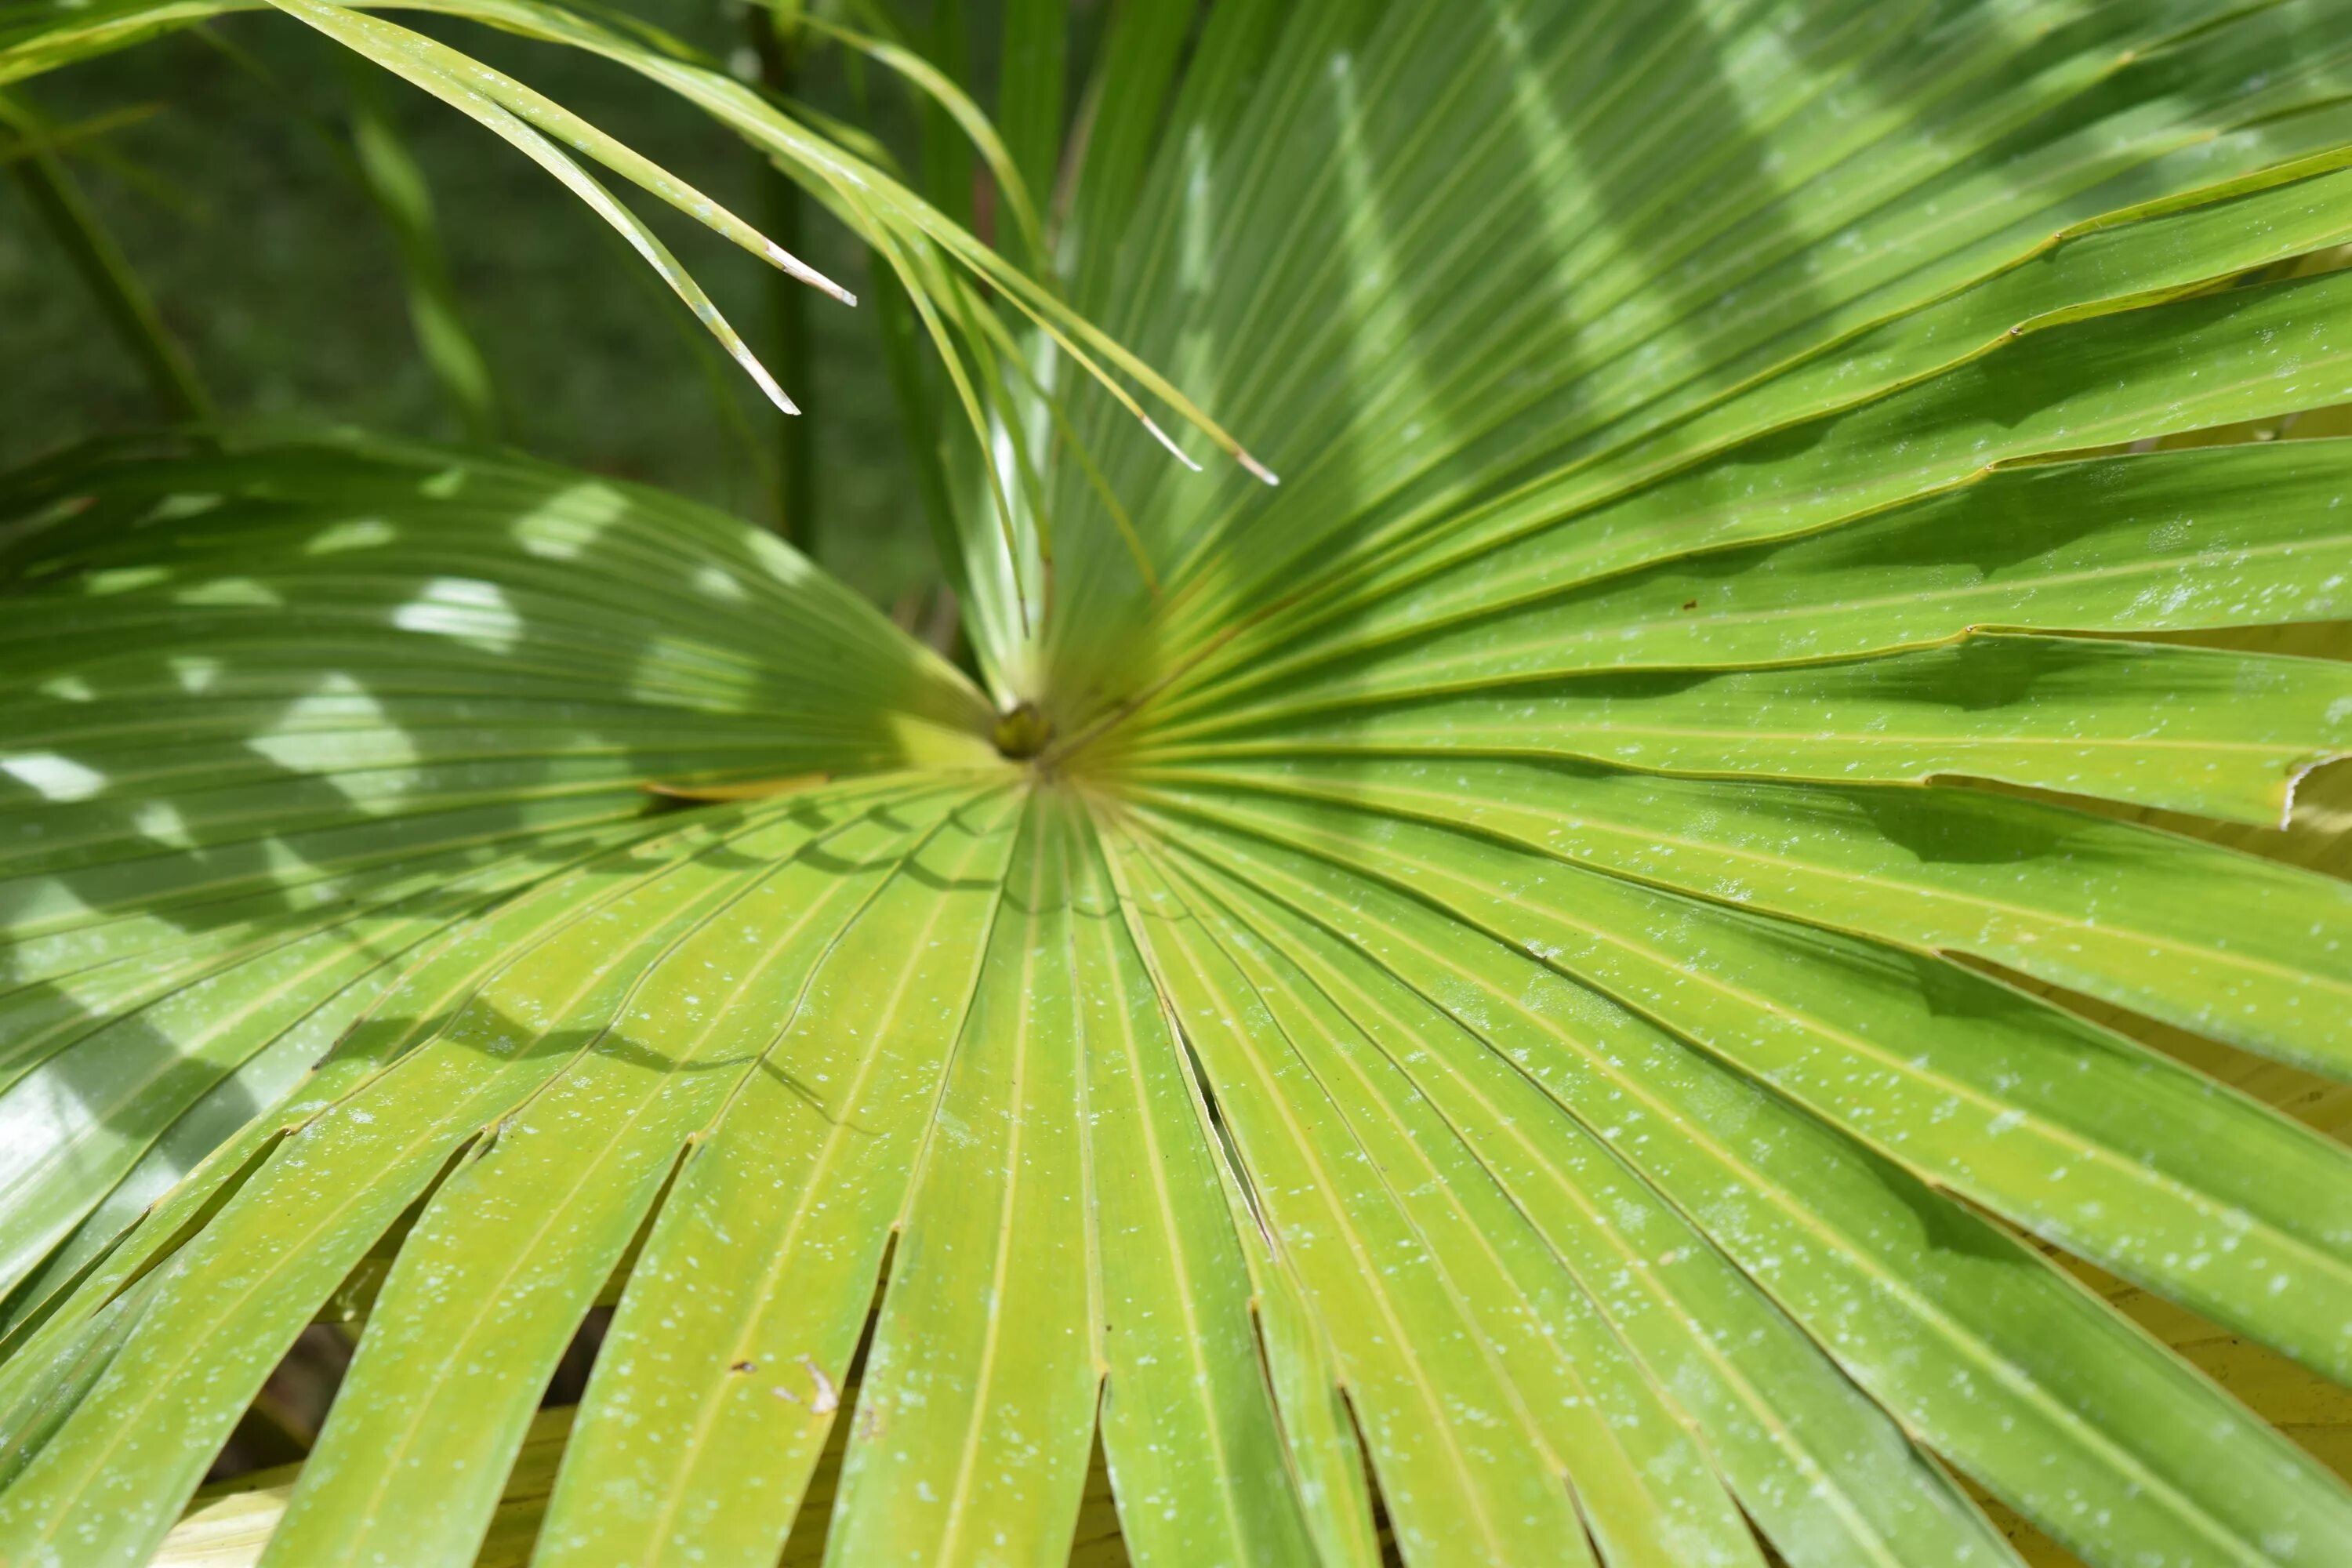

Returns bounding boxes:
[1146,844,1770,1568]
[1066,800,1328,1568]
[1129,803,2352,1566]
[1153,840,2021,1568]
[1107,833,1599,1567]
[256,783,985,1568]
[1149,634,2352,827]
[530,790,1025,1567]
[821,790,1096,1567]
[1131,750,2352,1076]
[10,4,2352,1565]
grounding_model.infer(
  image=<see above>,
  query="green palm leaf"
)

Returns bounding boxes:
[6,2,2352,1566]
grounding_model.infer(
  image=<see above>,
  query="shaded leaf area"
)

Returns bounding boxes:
[0,434,992,1327]
[0,450,1322,1568]
[1046,0,2352,720]
[3,2,2352,1568]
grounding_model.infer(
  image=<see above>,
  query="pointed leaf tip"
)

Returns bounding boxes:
[746,358,800,416]
[764,241,857,307]
[1141,413,1204,473]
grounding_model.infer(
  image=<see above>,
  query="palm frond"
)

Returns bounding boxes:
[6,3,2352,1566]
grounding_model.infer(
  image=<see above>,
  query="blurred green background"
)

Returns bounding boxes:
[1,0,985,611]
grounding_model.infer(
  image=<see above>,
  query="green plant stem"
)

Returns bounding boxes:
[2,93,210,425]
[750,4,815,554]
[0,104,162,169]
[997,0,1064,267]
[187,27,504,447]
[870,260,963,601]
[340,57,504,446]
[917,0,975,234]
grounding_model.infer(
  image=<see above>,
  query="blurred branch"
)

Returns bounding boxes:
[0,100,191,219]
[339,57,506,446]
[997,0,1064,253]
[0,103,162,168]
[915,0,975,234]
[0,90,212,424]
[870,259,963,598]
[190,27,505,445]
[748,0,816,553]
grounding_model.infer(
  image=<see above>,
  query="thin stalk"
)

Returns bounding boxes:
[191,28,504,445]
[918,0,975,233]
[871,256,966,603]
[750,1,815,552]
[1,92,210,424]
[0,103,162,169]
[340,57,504,445]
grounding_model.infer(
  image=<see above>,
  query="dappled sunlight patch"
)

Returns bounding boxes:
[0,751,106,802]
[132,799,196,851]
[691,561,748,603]
[417,465,470,500]
[302,517,398,556]
[884,711,1001,772]
[743,524,814,588]
[0,1069,117,1212]
[626,631,760,712]
[510,482,626,562]
[255,836,331,896]
[245,673,423,811]
[137,492,223,525]
[390,575,523,652]
[81,564,170,596]
[174,576,282,608]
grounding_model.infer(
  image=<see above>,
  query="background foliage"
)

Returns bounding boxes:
[0,0,960,608]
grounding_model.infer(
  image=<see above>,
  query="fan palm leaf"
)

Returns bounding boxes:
[5,2,2352,1566]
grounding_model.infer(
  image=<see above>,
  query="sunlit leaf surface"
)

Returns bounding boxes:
[5,2,2352,1566]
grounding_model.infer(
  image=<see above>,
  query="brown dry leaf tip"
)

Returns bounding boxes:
[799,1354,840,1414]
[641,771,833,802]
